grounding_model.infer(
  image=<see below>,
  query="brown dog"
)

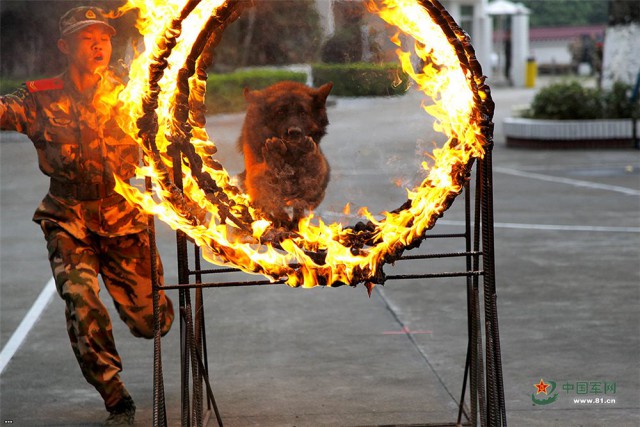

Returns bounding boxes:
[237,80,333,226]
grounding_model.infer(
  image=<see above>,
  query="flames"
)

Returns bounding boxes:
[103,0,491,288]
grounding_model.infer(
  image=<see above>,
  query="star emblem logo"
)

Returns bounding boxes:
[534,379,550,395]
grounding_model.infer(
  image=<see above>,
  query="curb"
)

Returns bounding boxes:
[503,117,639,149]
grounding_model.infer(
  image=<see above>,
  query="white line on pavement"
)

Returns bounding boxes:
[318,212,640,233]
[494,167,640,196]
[437,220,640,233]
[0,277,56,375]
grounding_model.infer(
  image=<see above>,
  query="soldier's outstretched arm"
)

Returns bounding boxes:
[0,87,33,134]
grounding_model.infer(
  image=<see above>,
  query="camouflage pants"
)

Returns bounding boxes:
[40,220,174,410]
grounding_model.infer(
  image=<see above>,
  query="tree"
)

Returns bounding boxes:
[608,0,640,25]
[1,1,133,80]
[1,1,67,78]
[212,1,322,69]
[601,0,640,88]
[518,0,608,28]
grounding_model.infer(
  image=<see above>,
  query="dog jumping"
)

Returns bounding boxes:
[237,80,333,226]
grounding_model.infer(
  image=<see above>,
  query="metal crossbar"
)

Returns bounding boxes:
[149,154,506,427]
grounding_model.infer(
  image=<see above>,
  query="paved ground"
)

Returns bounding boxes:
[1,75,639,426]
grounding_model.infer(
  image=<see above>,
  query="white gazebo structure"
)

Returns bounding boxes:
[485,0,531,87]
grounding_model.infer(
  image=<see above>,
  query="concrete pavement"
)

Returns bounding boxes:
[1,77,639,426]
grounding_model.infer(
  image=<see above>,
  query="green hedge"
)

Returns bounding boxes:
[525,81,639,120]
[203,64,409,115]
[3,63,410,118]
[312,62,409,97]
[0,78,27,94]
[205,69,307,114]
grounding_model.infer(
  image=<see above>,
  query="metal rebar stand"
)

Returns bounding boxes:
[150,152,506,427]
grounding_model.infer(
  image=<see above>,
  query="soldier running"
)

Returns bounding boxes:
[0,6,174,425]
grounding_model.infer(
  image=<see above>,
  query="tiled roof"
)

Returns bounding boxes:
[530,25,606,40]
[494,24,606,42]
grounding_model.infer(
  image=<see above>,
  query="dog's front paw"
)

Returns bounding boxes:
[264,137,287,156]
[263,138,287,168]
[301,136,317,153]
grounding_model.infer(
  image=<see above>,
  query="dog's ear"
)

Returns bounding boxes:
[315,82,333,104]
[243,87,261,103]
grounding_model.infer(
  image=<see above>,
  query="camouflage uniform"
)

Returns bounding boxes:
[0,72,174,411]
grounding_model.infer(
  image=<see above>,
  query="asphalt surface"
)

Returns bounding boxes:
[1,77,639,426]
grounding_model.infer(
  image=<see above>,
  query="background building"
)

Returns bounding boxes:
[315,0,516,84]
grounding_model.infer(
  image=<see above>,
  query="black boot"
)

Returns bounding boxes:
[105,395,136,425]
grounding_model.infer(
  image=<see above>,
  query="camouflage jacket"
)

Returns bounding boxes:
[0,72,147,239]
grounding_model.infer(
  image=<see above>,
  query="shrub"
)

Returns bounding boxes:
[320,29,363,64]
[312,62,409,97]
[601,81,639,119]
[205,69,307,114]
[526,81,638,120]
[0,77,28,94]
[527,81,602,120]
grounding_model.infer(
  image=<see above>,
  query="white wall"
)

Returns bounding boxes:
[530,40,572,65]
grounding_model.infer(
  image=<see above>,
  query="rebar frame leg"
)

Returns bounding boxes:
[480,153,507,426]
[473,164,488,427]
[457,157,507,427]
[194,246,224,427]
[457,181,473,426]
[150,176,168,427]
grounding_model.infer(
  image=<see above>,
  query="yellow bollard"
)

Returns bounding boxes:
[525,57,537,88]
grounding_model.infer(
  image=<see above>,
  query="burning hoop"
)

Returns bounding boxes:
[108,0,494,289]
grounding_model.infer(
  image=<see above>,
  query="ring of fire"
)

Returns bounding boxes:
[107,0,494,289]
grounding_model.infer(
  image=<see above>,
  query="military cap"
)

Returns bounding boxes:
[59,6,116,37]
